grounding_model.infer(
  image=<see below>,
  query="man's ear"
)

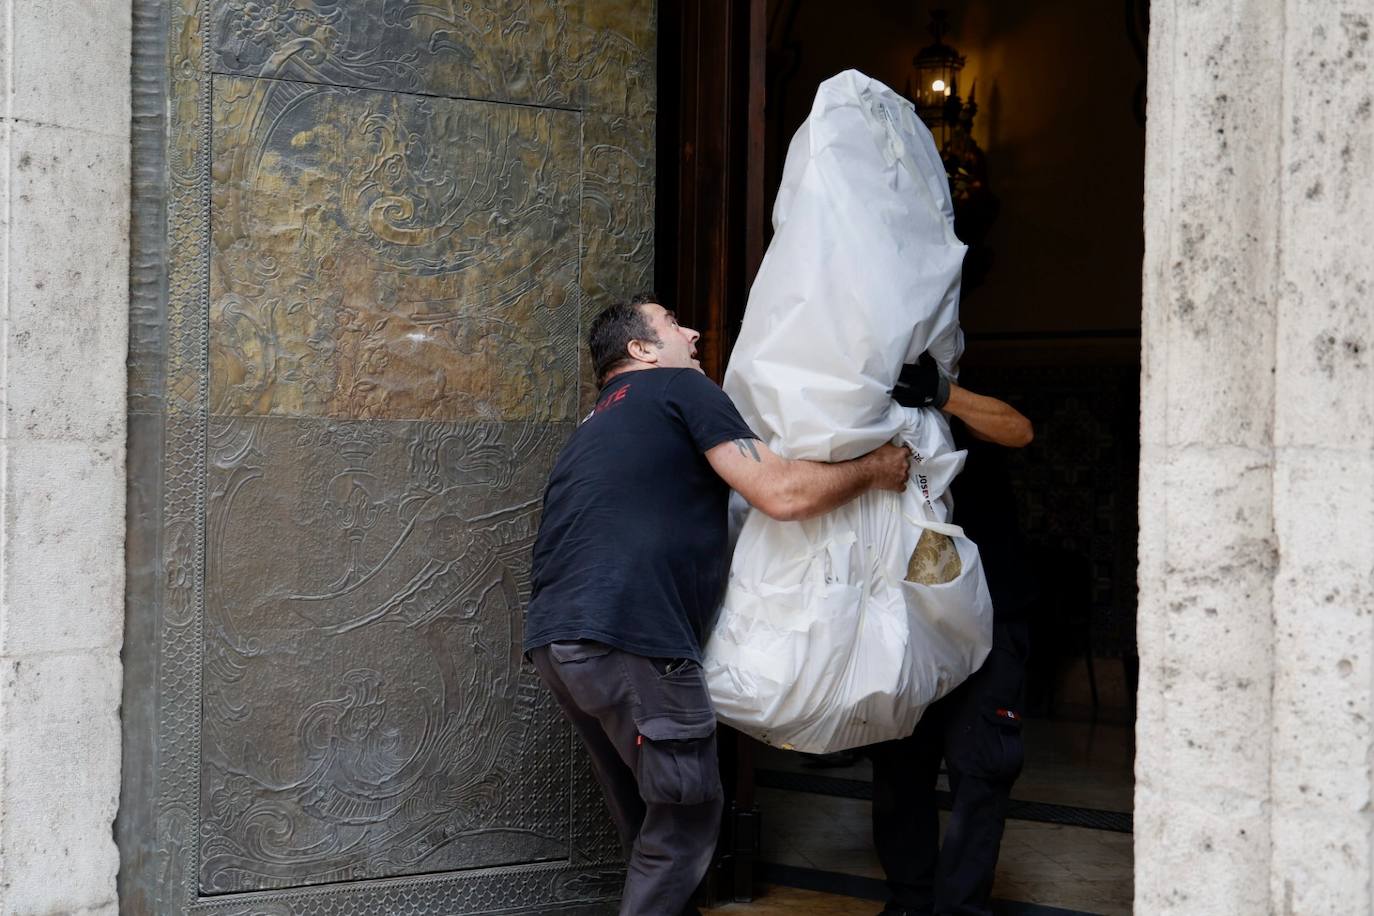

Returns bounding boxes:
[628,338,659,364]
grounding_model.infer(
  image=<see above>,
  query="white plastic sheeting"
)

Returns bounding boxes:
[703,70,993,753]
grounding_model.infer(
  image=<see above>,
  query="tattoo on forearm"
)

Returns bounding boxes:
[734,438,762,463]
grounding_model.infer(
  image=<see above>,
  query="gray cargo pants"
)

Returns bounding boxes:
[530,640,723,916]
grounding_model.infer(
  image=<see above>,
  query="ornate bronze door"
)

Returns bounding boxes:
[122,2,656,913]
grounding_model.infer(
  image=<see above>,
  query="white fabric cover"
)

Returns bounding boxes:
[703,70,993,753]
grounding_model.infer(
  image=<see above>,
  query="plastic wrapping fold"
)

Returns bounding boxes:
[703,70,993,753]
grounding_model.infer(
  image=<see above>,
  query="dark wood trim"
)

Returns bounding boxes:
[659,0,768,904]
[658,0,761,384]
[745,0,767,289]
[726,20,765,880]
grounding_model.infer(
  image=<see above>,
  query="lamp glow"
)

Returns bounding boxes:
[911,9,965,143]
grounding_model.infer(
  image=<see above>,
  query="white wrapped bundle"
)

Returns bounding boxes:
[703,70,993,753]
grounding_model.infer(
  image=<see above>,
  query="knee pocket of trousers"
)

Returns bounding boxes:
[635,718,723,806]
[949,708,1024,782]
[628,656,723,805]
[961,708,1027,780]
[982,708,1025,780]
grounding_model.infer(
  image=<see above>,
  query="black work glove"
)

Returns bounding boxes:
[892,355,950,409]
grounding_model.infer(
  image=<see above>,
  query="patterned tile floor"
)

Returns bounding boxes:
[713,717,1135,916]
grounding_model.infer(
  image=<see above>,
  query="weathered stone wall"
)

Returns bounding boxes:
[1270,2,1374,910]
[1139,1,1374,912]
[0,1,130,913]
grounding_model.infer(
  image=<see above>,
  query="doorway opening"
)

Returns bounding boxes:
[663,3,1146,913]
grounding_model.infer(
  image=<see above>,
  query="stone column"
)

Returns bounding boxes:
[0,2,130,913]
[1269,1,1374,911]
[1139,1,1374,912]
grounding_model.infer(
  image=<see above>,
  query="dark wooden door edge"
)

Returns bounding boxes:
[659,0,767,904]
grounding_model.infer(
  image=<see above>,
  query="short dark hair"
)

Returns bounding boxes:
[588,292,662,385]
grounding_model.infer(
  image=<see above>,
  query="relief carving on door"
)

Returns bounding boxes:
[125,1,655,912]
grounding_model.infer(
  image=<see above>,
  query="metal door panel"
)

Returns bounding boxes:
[208,75,581,422]
[123,0,656,912]
[212,1,602,110]
[200,416,570,892]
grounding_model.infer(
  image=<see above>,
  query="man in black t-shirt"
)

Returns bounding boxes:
[525,293,911,916]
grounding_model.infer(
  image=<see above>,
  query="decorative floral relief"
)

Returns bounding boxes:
[140,0,657,908]
[209,76,582,421]
[200,418,572,891]
[212,0,655,112]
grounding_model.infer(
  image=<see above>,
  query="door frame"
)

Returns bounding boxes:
[656,0,768,902]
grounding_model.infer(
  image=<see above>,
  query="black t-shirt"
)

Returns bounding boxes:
[524,368,757,662]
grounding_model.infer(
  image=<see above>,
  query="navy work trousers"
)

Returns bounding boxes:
[869,622,1030,916]
[531,640,723,916]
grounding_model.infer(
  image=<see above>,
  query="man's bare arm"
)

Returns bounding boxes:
[706,438,911,522]
[943,384,1034,448]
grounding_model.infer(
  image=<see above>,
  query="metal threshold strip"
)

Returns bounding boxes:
[757,862,1103,915]
[755,769,1133,834]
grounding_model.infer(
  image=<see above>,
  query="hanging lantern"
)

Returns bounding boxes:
[911,10,965,146]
